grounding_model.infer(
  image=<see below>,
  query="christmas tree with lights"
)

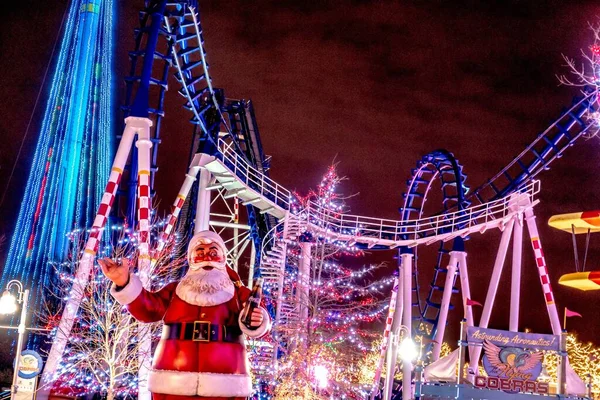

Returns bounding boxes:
[272,165,394,399]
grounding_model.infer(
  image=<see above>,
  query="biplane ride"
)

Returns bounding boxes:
[548,211,600,291]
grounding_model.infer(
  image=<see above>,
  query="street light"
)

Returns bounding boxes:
[398,336,418,362]
[0,280,30,400]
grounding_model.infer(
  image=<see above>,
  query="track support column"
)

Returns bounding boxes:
[432,242,460,361]
[456,251,474,360]
[383,261,404,400]
[401,250,414,400]
[510,212,523,332]
[134,117,154,400]
[298,241,312,345]
[470,216,515,373]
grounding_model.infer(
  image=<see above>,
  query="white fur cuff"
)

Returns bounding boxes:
[239,307,272,338]
[148,369,252,397]
[110,273,142,305]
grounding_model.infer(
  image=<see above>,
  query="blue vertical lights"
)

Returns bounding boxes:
[2,0,115,308]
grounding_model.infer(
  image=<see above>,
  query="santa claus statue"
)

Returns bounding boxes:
[99,230,271,400]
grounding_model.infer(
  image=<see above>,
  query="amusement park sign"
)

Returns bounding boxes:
[467,327,556,395]
[467,327,559,351]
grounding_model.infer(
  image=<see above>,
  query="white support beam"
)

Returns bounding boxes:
[401,252,414,400]
[195,168,212,233]
[470,216,515,374]
[510,213,523,332]
[432,251,459,361]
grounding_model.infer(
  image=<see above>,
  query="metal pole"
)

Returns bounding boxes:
[510,213,523,332]
[470,217,515,372]
[135,121,153,400]
[401,251,414,400]
[557,331,567,395]
[383,262,403,400]
[298,242,312,345]
[432,250,459,360]
[456,252,474,361]
[233,198,240,272]
[11,288,28,400]
[457,319,466,385]
[248,242,256,287]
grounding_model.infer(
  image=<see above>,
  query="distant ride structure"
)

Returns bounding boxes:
[1,0,116,313]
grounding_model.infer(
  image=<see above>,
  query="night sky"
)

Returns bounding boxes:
[0,0,599,346]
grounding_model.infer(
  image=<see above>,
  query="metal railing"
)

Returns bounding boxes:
[216,139,540,246]
[304,181,539,243]
[218,139,292,211]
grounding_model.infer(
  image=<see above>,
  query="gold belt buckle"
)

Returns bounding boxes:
[192,321,210,342]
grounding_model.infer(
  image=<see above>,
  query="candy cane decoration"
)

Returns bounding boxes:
[524,207,562,335]
[148,154,206,273]
[40,116,145,394]
[370,276,400,399]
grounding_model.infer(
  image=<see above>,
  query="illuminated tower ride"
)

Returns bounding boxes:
[1,0,116,307]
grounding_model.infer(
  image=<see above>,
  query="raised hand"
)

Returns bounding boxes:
[98,257,130,287]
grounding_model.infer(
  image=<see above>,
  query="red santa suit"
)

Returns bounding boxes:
[110,231,271,400]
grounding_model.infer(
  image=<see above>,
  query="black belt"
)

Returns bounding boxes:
[162,321,242,343]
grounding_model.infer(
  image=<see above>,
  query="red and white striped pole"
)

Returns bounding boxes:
[149,154,205,274]
[39,116,144,398]
[134,120,154,400]
[370,275,400,400]
[524,207,562,335]
[136,124,153,285]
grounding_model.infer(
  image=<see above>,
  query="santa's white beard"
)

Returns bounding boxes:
[176,265,235,306]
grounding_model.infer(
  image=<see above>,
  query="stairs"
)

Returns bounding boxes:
[251,213,305,372]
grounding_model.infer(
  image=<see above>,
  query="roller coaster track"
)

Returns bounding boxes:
[400,150,470,341]
[400,88,599,350]
[41,1,277,393]
[41,1,599,395]
[203,139,540,248]
[471,88,598,205]
[196,139,541,368]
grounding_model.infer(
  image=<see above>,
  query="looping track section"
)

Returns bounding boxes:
[399,149,471,339]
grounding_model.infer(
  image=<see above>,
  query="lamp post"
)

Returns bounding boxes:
[0,280,30,400]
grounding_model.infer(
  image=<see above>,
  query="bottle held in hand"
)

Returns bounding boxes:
[241,278,263,330]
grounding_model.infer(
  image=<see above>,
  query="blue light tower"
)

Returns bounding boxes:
[1,0,116,308]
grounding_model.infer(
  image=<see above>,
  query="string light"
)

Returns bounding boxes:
[1,0,115,320]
